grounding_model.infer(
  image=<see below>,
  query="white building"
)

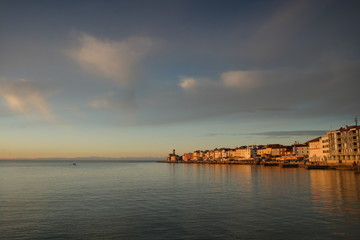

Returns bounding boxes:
[327,125,360,164]
[308,135,330,162]
[234,146,257,159]
[293,142,309,158]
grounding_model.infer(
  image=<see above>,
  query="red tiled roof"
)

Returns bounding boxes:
[307,137,321,143]
[337,125,360,131]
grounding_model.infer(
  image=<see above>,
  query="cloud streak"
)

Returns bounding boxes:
[203,130,326,138]
[250,130,327,137]
[179,70,264,91]
[68,33,158,118]
[89,92,136,111]
[69,33,154,87]
[0,77,57,122]
[174,60,360,122]
[241,0,320,64]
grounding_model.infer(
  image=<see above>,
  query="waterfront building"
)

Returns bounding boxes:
[209,149,215,160]
[228,148,236,159]
[214,148,221,160]
[327,125,360,164]
[167,149,180,161]
[257,144,287,157]
[192,150,204,161]
[308,137,323,162]
[221,148,231,160]
[175,125,359,165]
[182,152,193,161]
[235,146,257,159]
[234,147,243,159]
[293,142,309,158]
[271,145,287,157]
[285,146,293,156]
[256,145,265,157]
[257,146,270,156]
[204,150,211,160]
[308,125,360,164]
[321,135,330,161]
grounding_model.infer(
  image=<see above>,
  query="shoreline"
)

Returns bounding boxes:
[158,160,359,171]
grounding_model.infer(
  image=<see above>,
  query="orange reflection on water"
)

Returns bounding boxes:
[309,170,360,216]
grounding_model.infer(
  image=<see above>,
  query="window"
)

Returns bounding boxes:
[338,144,341,147]
[354,149,358,152]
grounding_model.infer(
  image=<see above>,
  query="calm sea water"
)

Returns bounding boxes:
[1,160,360,240]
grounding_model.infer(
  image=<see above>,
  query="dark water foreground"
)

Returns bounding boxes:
[1,160,359,240]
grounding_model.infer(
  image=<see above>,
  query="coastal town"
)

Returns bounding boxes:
[165,125,360,169]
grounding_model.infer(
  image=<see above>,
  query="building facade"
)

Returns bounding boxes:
[293,142,309,158]
[327,125,360,164]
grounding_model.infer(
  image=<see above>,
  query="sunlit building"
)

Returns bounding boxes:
[257,144,287,157]
[293,142,309,158]
[235,146,258,159]
[182,152,193,161]
[167,149,180,161]
[327,125,360,164]
[308,137,323,162]
[192,150,204,161]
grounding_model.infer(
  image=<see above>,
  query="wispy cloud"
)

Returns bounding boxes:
[0,77,57,122]
[179,70,264,90]
[69,33,154,87]
[220,71,262,89]
[241,0,320,63]
[203,130,326,138]
[251,130,327,137]
[178,77,202,89]
[89,92,136,111]
[174,59,360,123]
[68,33,158,117]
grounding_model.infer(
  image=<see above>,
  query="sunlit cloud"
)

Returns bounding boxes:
[178,76,212,90]
[178,77,200,89]
[179,70,263,90]
[68,33,157,118]
[221,71,261,89]
[0,77,57,122]
[69,33,154,87]
[171,60,360,124]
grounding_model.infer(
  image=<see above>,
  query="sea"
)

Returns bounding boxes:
[1,160,360,240]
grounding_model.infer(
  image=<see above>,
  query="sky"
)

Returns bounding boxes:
[0,0,359,159]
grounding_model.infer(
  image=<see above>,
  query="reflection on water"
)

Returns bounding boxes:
[309,170,360,235]
[1,160,360,239]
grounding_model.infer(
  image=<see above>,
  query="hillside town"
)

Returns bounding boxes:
[166,125,360,167]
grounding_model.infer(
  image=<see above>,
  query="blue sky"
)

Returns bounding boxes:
[0,0,359,158]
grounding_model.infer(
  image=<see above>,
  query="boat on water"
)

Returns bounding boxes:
[281,163,299,168]
[307,165,329,170]
[72,163,77,166]
[262,162,279,166]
